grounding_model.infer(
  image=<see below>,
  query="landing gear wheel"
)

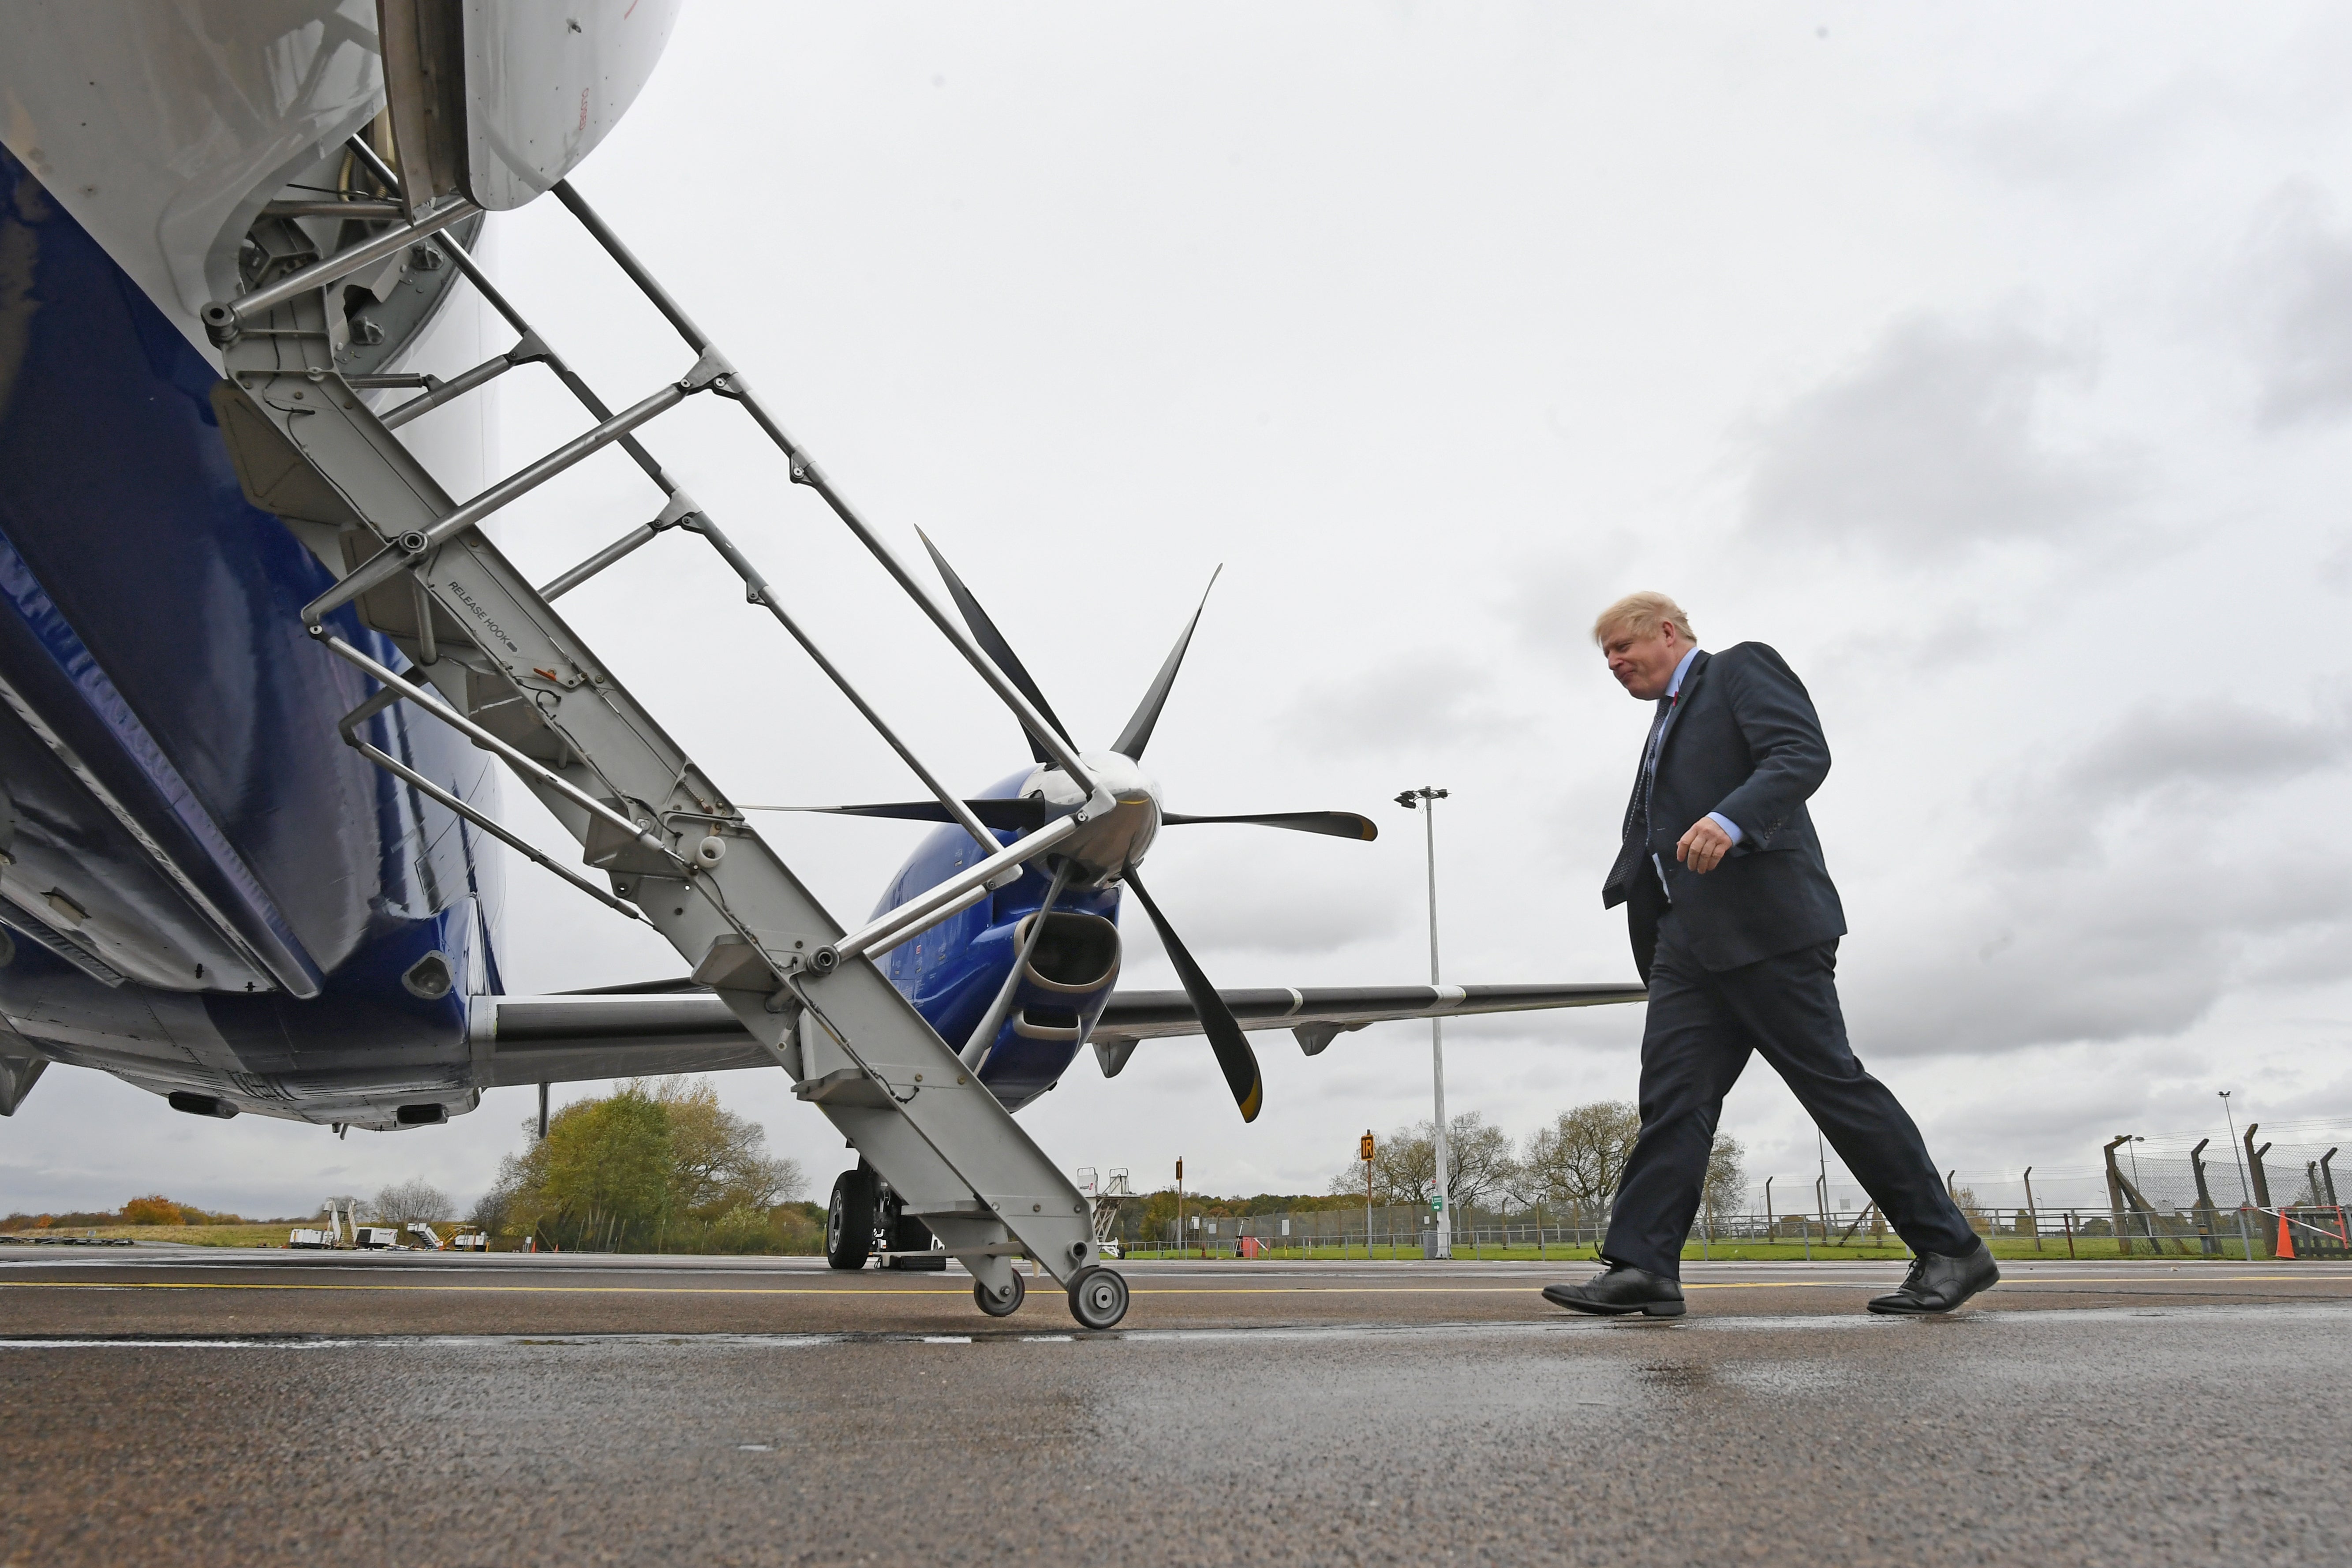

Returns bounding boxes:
[826,1168,876,1271]
[974,1272,1025,1317]
[1067,1266,1129,1330]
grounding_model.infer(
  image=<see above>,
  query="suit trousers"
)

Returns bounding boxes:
[1602,918,1977,1278]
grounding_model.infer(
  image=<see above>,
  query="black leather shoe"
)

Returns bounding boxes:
[1542,1265,1686,1317]
[1867,1242,1999,1315]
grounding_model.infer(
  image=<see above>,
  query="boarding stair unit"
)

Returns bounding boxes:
[201,138,1128,1329]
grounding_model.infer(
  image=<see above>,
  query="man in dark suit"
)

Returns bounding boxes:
[1543,592,1996,1318]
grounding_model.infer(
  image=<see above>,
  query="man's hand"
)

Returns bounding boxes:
[1676,816,1735,875]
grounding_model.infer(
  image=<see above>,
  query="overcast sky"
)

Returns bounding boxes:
[14,2,2352,1221]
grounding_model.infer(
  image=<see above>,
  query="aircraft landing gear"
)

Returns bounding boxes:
[826,1166,876,1271]
[1066,1265,1129,1330]
[974,1272,1025,1316]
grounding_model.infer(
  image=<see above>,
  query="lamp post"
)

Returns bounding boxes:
[1816,1131,1831,1250]
[1397,785,1451,1259]
[2220,1091,2251,1205]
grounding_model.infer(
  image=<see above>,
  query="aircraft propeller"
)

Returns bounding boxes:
[760,798,1375,842]
[748,532,1371,1123]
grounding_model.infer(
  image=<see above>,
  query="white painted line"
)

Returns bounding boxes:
[921,1335,972,1344]
[1022,1334,1073,1342]
[0,1339,356,1350]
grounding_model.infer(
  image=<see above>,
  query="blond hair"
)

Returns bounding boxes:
[1591,591,1694,647]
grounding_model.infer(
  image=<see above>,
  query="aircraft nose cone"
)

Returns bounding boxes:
[1026,752,1159,883]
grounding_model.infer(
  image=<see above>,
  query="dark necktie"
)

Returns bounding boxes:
[1637,692,1675,846]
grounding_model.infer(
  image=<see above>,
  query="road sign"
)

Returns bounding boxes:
[1360,1132,1376,1162]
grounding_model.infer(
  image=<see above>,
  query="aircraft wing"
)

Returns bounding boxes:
[468,980,1647,1089]
[1084,981,1647,1077]
[471,993,778,1088]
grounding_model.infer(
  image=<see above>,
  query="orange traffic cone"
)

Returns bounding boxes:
[2276,1211,2296,1260]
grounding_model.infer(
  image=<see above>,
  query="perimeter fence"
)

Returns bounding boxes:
[1112,1122,2352,1263]
[1113,1202,2294,1261]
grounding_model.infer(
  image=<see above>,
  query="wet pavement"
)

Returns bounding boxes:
[2,1250,2347,1564]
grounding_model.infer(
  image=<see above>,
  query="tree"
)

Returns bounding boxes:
[1519,1102,1642,1223]
[537,1089,673,1239]
[465,1184,510,1236]
[647,1077,803,1217]
[1952,1184,1990,1236]
[1327,1128,1428,1206]
[373,1179,452,1225]
[1701,1134,1746,1222]
[1326,1113,1518,1214]
[1444,1115,1518,1214]
[481,1077,811,1252]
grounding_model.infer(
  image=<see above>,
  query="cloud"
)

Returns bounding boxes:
[2058,695,2352,800]
[1847,692,2352,1059]
[1500,532,1648,656]
[1114,845,1401,969]
[2240,181,2352,428]
[1283,653,1521,756]
[1855,843,2352,1060]
[1985,693,2352,869]
[1743,313,2131,560]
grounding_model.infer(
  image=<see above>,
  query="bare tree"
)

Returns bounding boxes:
[373,1179,452,1224]
[466,1176,515,1236]
[1326,1113,1516,1213]
[1444,1114,1518,1215]
[1328,1126,1429,1205]
[1520,1101,1642,1223]
[1701,1134,1746,1223]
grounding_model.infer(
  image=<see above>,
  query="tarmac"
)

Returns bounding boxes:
[3,1247,2348,1565]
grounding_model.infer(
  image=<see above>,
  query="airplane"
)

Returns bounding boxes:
[0,3,1642,1326]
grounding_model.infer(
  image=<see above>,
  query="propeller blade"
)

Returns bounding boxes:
[1121,867,1263,1123]
[1111,567,1219,761]
[917,528,1073,766]
[741,799,1056,830]
[1162,810,1378,841]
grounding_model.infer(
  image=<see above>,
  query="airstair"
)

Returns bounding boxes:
[202,138,1127,1329]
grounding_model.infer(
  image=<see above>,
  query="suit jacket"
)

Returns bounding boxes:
[1601,643,1846,979]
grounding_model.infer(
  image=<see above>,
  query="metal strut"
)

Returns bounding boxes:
[330,135,1019,874]
[202,141,1112,1321]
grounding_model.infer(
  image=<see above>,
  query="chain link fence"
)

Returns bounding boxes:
[1107,1125,2352,1262]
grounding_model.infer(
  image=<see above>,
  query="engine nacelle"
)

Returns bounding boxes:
[975,911,1122,1108]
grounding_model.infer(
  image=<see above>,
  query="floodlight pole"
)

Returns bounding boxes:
[1816,1131,1831,1250]
[2221,1091,2251,1205]
[1398,786,1452,1259]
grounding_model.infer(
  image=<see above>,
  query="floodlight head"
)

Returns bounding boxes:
[1395,791,1417,808]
